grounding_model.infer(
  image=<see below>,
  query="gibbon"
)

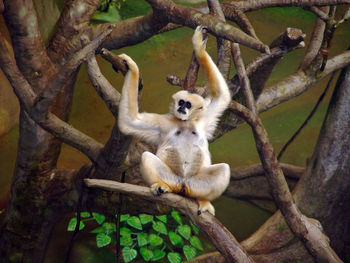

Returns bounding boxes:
[118,26,231,215]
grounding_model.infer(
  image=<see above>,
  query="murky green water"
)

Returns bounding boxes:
[0,6,349,262]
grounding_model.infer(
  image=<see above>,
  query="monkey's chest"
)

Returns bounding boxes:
[158,129,208,177]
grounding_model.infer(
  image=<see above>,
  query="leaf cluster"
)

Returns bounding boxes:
[67,209,203,262]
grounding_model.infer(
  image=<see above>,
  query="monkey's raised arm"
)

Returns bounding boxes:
[192,27,231,138]
[118,54,166,145]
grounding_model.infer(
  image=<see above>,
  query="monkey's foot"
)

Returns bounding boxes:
[150,182,171,196]
[197,199,215,216]
[192,26,208,53]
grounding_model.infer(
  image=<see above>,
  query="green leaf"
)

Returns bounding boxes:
[137,232,149,247]
[152,221,167,235]
[139,214,153,225]
[90,226,104,234]
[151,249,166,261]
[92,6,121,23]
[102,222,116,234]
[183,245,197,260]
[171,210,182,225]
[149,234,163,247]
[168,231,183,246]
[190,236,203,251]
[167,252,181,263]
[120,227,132,236]
[120,234,133,247]
[93,213,106,224]
[140,247,153,261]
[127,216,143,230]
[122,247,137,263]
[120,214,130,222]
[190,221,199,234]
[96,233,112,248]
[177,224,191,240]
[155,215,167,223]
[67,218,85,231]
[80,212,91,218]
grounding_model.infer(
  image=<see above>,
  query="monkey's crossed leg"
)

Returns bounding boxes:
[141,151,230,215]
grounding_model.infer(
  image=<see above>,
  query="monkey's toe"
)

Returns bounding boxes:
[197,200,215,216]
[150,183,171,196]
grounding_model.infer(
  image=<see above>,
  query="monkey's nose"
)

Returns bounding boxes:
[177,108,186,114]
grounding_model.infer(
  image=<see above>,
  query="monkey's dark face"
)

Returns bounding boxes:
[171,90,207,121]
[177,99,192,115]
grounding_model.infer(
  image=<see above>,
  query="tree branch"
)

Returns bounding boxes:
[3,0,55,89]
[208,0,232,79]
[92,12,169,51]
[85,55,121,118]
[229,101,342,261]
[231,163,304,180]
[223,0,350,13]
[183,53,201,91]
[147,0,270,54]
[34,26,115,117]
[231,43,257,114]
[257,50,350,113]
[47,0,101,64]
[218,2,259,40]
[228,27,305,100]
[304,6,330,22]
[0,31,103,162]
[85,179,254,263]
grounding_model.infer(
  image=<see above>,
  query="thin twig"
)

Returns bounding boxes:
[115,172,126,263]
[277,71,337,160]
[65,165,94,263]
[231,43,257,114]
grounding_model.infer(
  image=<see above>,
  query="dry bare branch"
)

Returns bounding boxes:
[92,13,169,51]
[224,0,350,13]
[304,6,330,22]
[47,0,101,63]
[34,26,115,117]
[208,0,232,79]
[218,2,259,40]
[229,100,342,262]
[183,53,200,91]
[167,75,185,87]
[231,43,257,114]
[147,0,270,54]
[299,7,329,70]
[0,31,103,162]
[85,179,254,263]
[3,0,55,89]
[85,55,121,118]
[231,163,304,180]
[257,50,350,113]
[229,27,305,99]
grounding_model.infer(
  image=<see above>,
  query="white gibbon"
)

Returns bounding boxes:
[118,26,231,215]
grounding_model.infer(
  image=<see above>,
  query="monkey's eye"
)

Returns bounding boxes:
[178,99,185,106]
[185,101,192,109]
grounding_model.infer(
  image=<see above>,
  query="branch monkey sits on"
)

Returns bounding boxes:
[118,26,231,215]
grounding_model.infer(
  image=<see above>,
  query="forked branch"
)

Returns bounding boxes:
[230,42,342,261]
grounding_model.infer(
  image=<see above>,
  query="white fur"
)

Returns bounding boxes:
[118,27,231,215]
